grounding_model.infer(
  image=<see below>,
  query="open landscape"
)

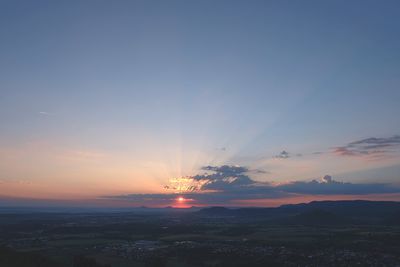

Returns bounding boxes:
[1,200,400,267]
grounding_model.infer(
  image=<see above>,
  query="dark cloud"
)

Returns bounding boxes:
[274,150,290,159]
[191,165,256,191]
[103,165,400,206]
[201,165,248,176]
[350,136,400,147]
[273,151,302,159]
[333,135,400,157]
[322,175,333,183]
[277,175,399,195]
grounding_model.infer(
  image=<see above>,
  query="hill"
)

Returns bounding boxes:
[196,200,400,224]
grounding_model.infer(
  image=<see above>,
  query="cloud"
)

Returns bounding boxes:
[333,135,400,158]
[273,151,302,159]
[252,169,270,174]
[350,136,400,147]
[190,165,257,191]
[104,165,281,205]
[274,150,290,159]
[39,111,53,116]
[276,175,399,195]
[322,175,333,183]
[0,178,32,185]
[201,165,248,176]
[103,165,400,206]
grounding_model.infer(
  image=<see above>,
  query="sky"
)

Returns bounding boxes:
[0,0,400,208]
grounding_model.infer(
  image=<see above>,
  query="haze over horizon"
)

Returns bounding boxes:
[1,0,400,208]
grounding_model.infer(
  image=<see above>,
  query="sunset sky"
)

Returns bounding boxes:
[1,0,400,207]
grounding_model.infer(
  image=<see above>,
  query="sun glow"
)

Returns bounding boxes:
[173,196,194,208]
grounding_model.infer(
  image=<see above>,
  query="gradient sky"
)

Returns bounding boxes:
[1,0,400,207]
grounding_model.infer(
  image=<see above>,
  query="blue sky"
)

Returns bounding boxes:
[0,0,399,206]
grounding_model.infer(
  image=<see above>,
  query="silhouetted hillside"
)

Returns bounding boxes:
[197,200,400,224]
[282,200,400,217]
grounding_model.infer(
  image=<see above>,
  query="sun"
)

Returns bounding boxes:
[174,196,196,208]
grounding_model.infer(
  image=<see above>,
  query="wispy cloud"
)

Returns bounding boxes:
[0,178,32,185]
[38,111,54,116]
[333,135,400,158]
[274,150,290,159]
[273,150,302,159]
[252,169,270,174]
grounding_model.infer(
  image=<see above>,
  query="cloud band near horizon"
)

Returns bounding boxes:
[103,165,400,206]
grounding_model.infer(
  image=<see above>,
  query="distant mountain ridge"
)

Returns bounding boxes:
[196,200,400,225]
